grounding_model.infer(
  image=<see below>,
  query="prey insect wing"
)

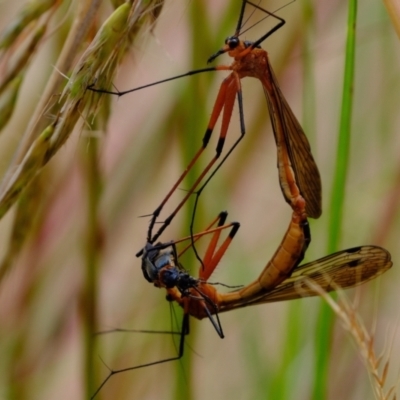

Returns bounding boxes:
[241,245,392,306]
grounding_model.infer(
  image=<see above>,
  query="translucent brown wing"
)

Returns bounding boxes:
[241,246,391,307]
[264,61,322,218]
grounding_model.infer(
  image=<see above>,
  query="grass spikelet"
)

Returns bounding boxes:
[0,1,163,221]
[0,0,57,49]
[0,75,22,130]
[60,3,131,111]
[0,24,46,99]
[0,174,43,281]
[305,278,397,400]
[0,3,165,396]
[0,122,53,219]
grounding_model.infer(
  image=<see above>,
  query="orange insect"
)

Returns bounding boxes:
[90,0,322,249]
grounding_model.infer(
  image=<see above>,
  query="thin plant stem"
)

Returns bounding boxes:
[313,1,358,398]
[83,131,102,400]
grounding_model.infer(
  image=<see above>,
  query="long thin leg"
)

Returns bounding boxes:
[91,313,190,399]
[87,68,216,96]
[188,74,245,264]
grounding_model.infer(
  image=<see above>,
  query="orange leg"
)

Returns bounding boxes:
[176,211,231,257]
[168,211,240,282]
[142,70,242,248]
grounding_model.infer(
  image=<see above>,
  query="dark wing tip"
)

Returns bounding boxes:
[306,203,322,219]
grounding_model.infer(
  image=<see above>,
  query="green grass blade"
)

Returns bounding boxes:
[312,1,358,398]
[83,130,102,399]
[271,2,317,399]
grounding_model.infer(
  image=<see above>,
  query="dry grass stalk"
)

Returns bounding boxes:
[305,278,397,400]
[0,0,165,277]
[382,0,400,39]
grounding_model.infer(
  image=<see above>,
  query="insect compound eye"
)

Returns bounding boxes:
[142,248,175,283]
[160,268,180,289]
[225,36,239,49]
[141,257,158,283]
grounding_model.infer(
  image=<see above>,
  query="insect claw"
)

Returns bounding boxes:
[138,213,153,218]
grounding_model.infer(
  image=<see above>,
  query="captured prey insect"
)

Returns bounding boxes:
[92,199,392,398]
[92,211,242,399]
[89,0,322,249]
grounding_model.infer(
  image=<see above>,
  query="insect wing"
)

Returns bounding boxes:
[248,246,392,305]
[264,62,322,218]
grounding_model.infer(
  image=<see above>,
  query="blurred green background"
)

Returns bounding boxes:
[0,1,398,399]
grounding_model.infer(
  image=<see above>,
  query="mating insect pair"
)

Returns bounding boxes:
[90,1,392,398]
